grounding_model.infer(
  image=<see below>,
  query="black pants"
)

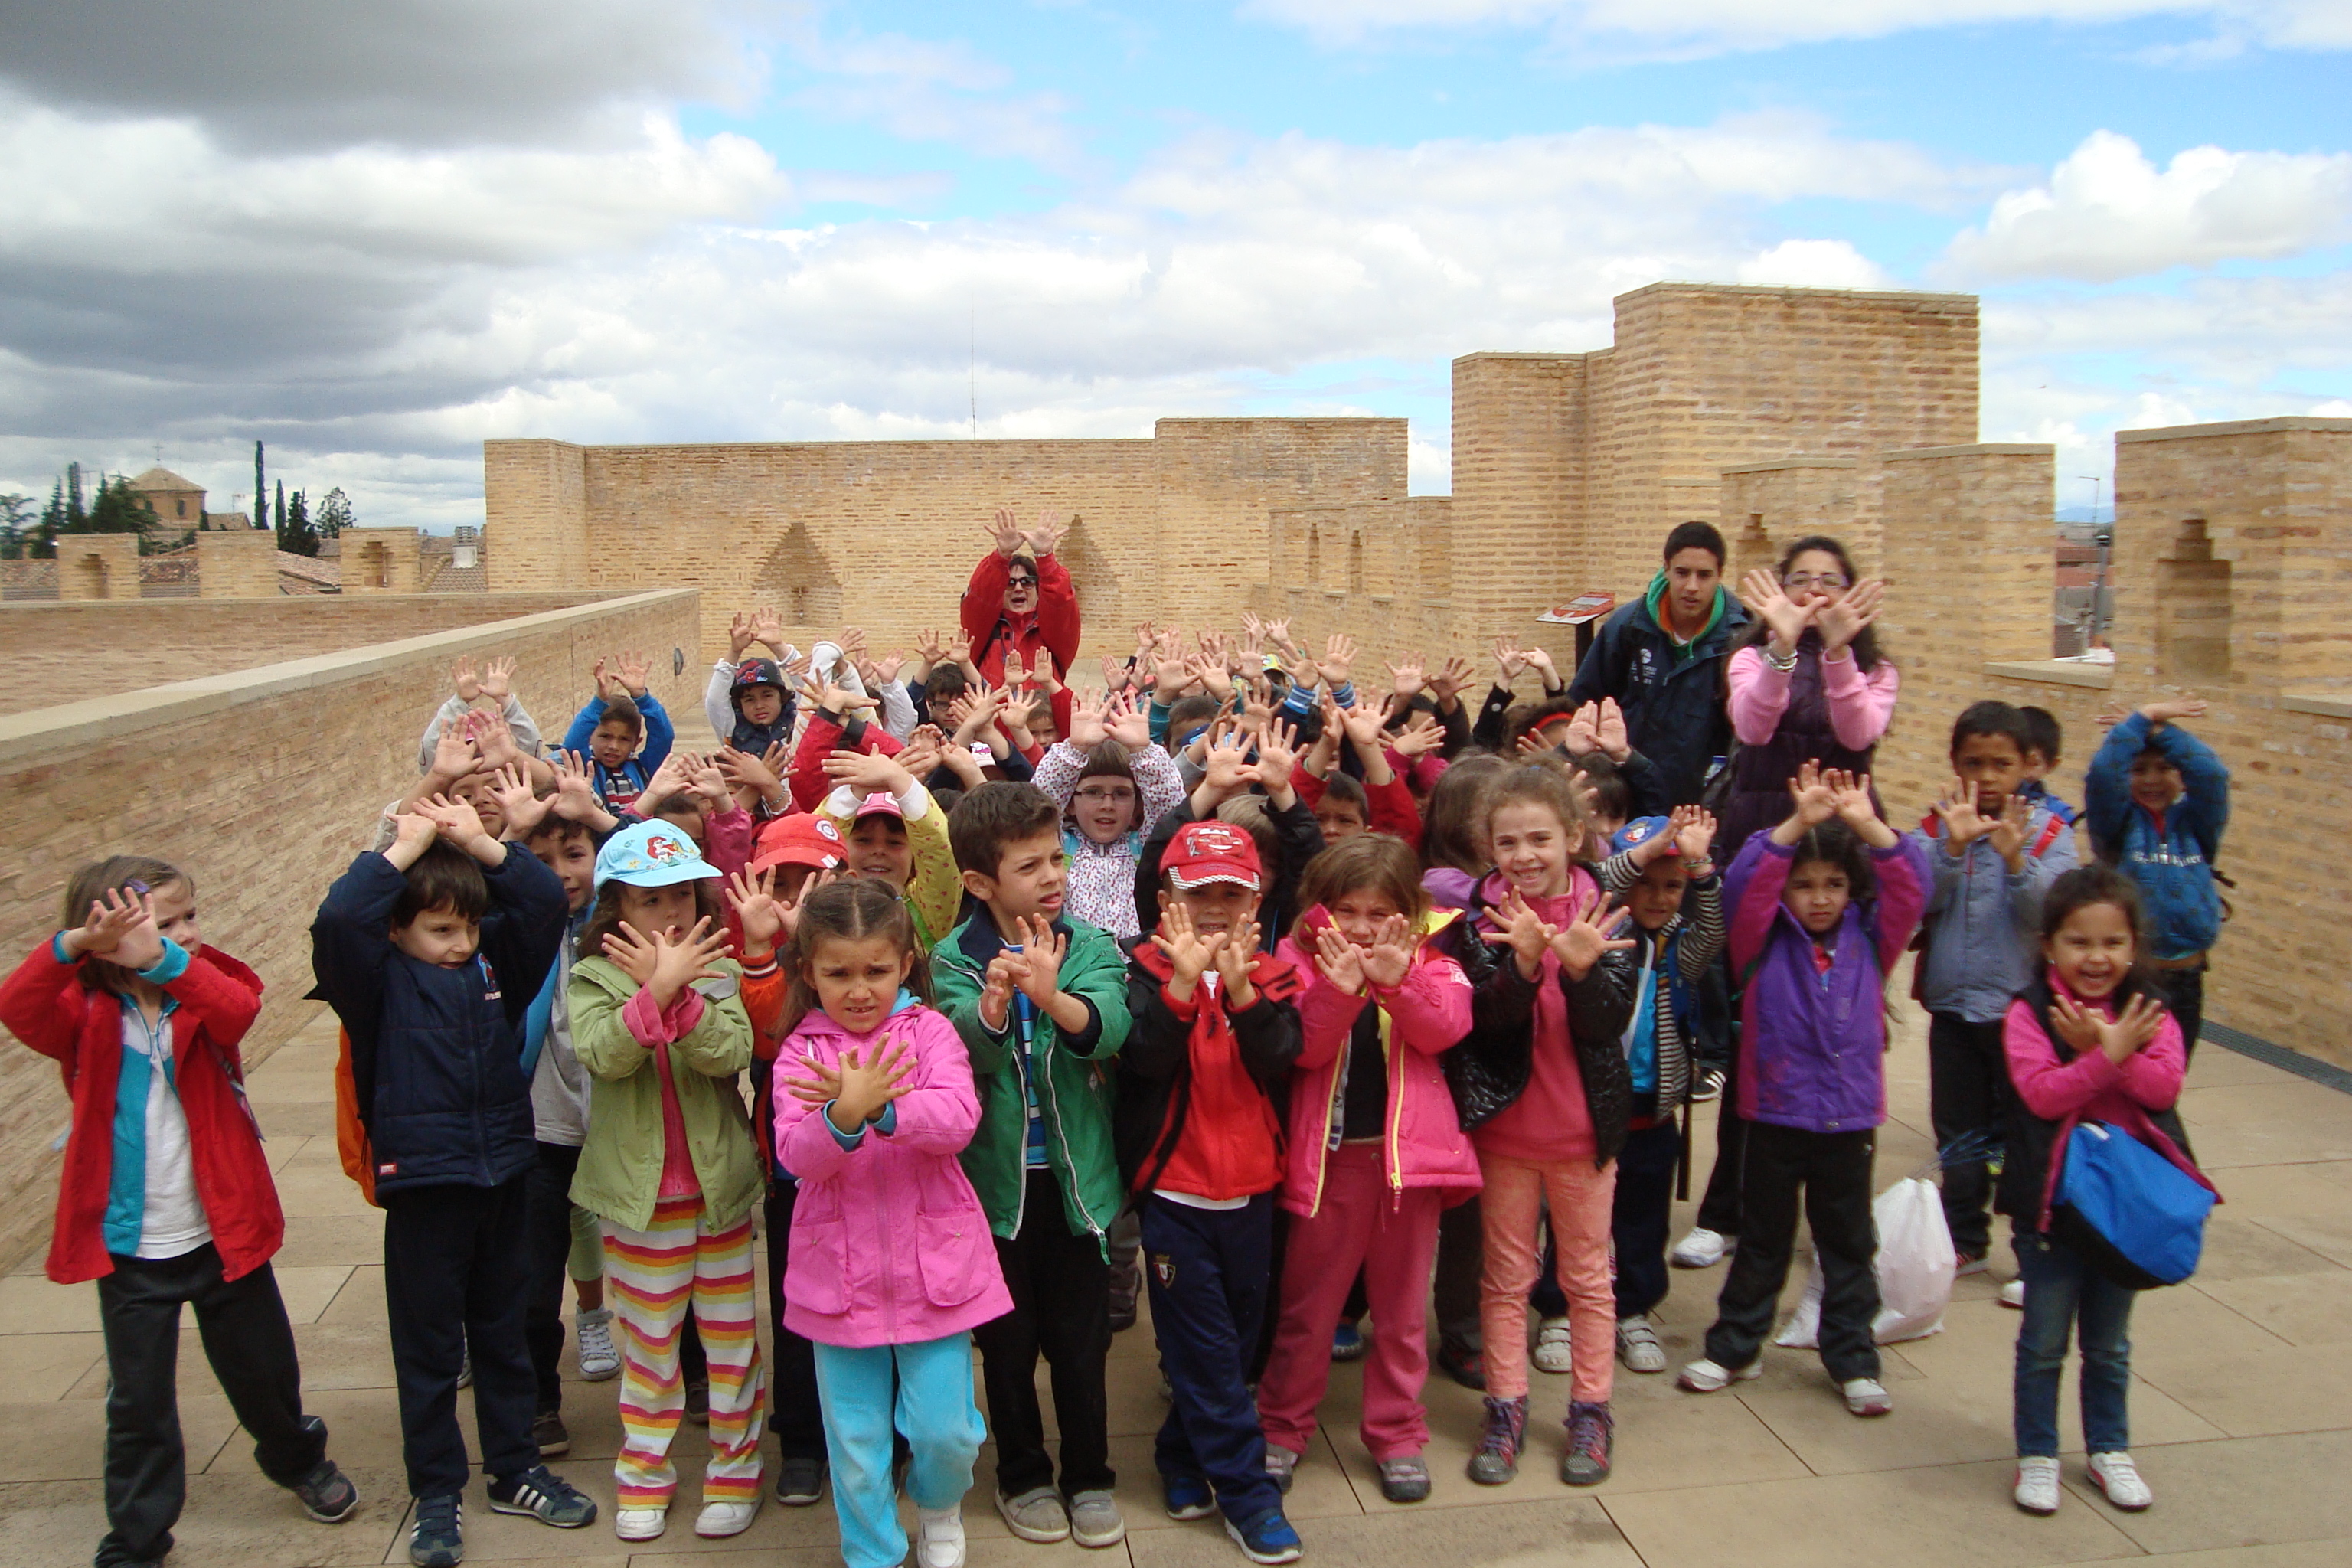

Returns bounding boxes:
[1704,1123,1880,1382]
[1695,1060,1749,1237]
[521,1141,581,1416]
[971,1169,1113,1500]
[2150,965,2206,1063]
[1612,1119,1684,1318]
[1432,1197,1483,1353]
[1142,1192,1281,1526]
[95,1246,328,1566]
[1928,1013,2007,1256]
[382,1175,538,1498]
[760,1176,828,1462]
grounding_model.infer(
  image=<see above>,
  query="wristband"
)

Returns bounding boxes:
[1764,646,1798,673]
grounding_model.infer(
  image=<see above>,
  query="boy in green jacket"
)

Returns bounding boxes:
[933,783,1133,1551]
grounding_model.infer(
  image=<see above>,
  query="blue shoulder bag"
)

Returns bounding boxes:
[2051,1121,2216,1290]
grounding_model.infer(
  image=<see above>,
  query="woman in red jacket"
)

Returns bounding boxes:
[961,508,1081,735]
[1,857,355,1568]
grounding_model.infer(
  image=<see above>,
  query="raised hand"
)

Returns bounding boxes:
[1316,633,1356,690]
[872,650,908,685]
[1550,901,1635,980]
[1491,888,1557,978]
[1826,771,1877,829]
[1008,914,1067,1005]
[727,867,787,953]
[833,1037,919,1125]
[1251,718,1299,790]
[1387,656,1427,700]
[1986,792,2031,863]
[1335,694,1387,750]
[1189,652,1236,704]
[1022,508,1069,557]
[1817,578,1886,655]
[751,607,788,652]
[1153,641,1193,697]
[417,792,494,854]
[985,507,1025,558]
[1198,724,1253,795]
[1429,655,1475,704]
[1740,567,1818,653]
[717,743,786,796]
[466,707,524,773]
[1786,760,1838,828]
[429,717,477,785]
[1562,701,1601,757]
[481,657,516,702]
[1931,779,1991,849]
[978,952,1022,1031]
[916,627,947,667]
[70,887,155,962]
[1152,900,1225,993]
[729,610,758,658]
[1211,915,1263,1003]
[1106,691,1152,749]
[1066,689,1110,750]
[615,650,652,696]
[1099,654,1128,693]
[1524,644,1560,688]
[1674,805,1719,865]
[1312,922,1366,994]
[593,655,616,700]
[452,657,482,703]
[552,751,603,819]
[821,747,916,799]
[2141,697,2209,726]
[1002,649,1029,690]
[1595,697,1630,761]
[691,753,731,809]
[1390,710,1446,761]
[488,761,549,837]
[1358,913,1417,990]
[1491,638,1528,684]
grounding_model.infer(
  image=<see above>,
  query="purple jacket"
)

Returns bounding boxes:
[1725,831,1930,1135]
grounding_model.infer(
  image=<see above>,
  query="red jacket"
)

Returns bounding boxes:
[1289,762,1424,853]
[788,708,903,813]
[0,941,277,1284]
[962,550,1080,733]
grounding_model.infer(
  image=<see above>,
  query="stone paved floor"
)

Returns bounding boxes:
[4,988,2349,1568]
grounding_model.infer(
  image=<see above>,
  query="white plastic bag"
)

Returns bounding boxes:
[1773,1175,1956,1348]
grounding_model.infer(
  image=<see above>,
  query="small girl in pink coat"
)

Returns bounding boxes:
[774,880,1014,1568]
[1259,835,1481,1505]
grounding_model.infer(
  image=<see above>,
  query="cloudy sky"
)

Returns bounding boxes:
[3,0,2347,530]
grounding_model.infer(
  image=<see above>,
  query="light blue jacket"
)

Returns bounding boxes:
[1914,803,2079,1024]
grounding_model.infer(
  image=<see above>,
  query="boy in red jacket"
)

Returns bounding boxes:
[0,857,356,1568]
[1116,822,1306,1565]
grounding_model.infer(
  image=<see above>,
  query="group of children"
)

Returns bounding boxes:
[8,535,2234,1568]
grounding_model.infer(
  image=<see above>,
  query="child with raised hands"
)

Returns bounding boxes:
[774,878,1012,1568]
[1679,763,1929,1418]
[566,822,767,1544]
[707,606,804,753]
[814,735,961,949]
[1446,762,1638,1489]
[1590,807,1726,1373]
[1034,688,1185,938]
[564,652,675,812]
[312,794,590,1566]
[1998,867,2207,1517]
[1295,694,1425,850]
[419,655,543,773]
[6,863,359,1568]
[1259,835,1481,1505]
[1133,719,1324,944]
[1472,639,1568,750]
[1116,822,1307,1563]
[629,751,755,875]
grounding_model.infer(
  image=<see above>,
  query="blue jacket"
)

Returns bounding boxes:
[561,691,675,806]
[1726,833,1930,1135]
[1915,802,2079,1024]
[2085,713,2229,961]
[310,848,568,1194]
[1566,583,1748,805]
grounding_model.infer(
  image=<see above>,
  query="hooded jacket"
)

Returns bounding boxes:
[1,940,273,1285]
[567,952,762,1233]
[2085,713,2229,962]
[1272,906,1479,1217]
[1566,576,1749,805]
[1916,802,2079,1024]
[1117,939,1304,1199]
[774,998,1015,1348]
[962,549,1080,734]
[931,910,1132,1247]
[310,847,567,1195]
[1725,831,1930,1135]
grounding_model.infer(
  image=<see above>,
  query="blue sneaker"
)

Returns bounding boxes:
[1163,1473,1217,1521]
[1225,1508,1303,1564]
[407,1494,462,1567]
[1331,1321,1365,1362]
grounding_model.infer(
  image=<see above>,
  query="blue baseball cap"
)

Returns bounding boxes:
[1610,816,1674,856]
[593,820,721,892]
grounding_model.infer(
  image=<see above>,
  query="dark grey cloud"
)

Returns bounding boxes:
[0,0,758,149]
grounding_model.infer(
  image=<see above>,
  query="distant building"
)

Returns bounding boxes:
[126,466,263,532]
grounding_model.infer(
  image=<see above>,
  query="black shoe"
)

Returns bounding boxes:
[1436,1340,1488,1391]
[684,1379,710,1425]
[408,1493,462,1568]
[291,1456,360,1523]
[1691,1068,1726,1103]
[775,1455,827,1507]
[487,1465,597,1528]
[531,1410,570,1458]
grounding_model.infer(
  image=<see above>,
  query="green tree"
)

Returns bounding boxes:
[253,440,266,528]
[66,462,86,528]
[0,492,31,559]
[280,488,320,557]
[315,485,353,538]
[71,474,161,541]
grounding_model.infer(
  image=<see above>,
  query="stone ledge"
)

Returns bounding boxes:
[1883,443,2056,462]
[2118,416,2352,443]
[2282,692,2352,719]
[0,588,697,766]
[1984,658,2115,690]
[1720,458,1860,475]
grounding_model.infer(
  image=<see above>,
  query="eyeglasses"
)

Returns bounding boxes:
[1006,573,1038,587]
[1074,786,1137,805]
[1782,572,1848,592]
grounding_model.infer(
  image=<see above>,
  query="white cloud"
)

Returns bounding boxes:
[1237,1,2352,55]
[1736,238,1894,289]
[1943,130,2352,280]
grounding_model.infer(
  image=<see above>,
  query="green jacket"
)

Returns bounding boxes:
[567,952,763,1233]
[933,911,1132,1250]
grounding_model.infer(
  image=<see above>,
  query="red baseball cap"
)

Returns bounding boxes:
[1164,820,1262,891]
[753,812,848,875]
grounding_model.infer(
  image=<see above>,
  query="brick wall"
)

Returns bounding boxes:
[0,593,640,717]
[0,589,701,1275]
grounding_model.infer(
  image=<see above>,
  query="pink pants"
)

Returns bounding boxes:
[1478,1151,1616,1403]
[1256,1145,1446,1462]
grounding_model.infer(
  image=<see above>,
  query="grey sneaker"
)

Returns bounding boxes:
[573,1308,621,1380]
[995,1486,1071,1544]
[1467,1394,1528,1485]
[1263,1445,1299,1494]
[1068,1490,1126,1548]
[1615,1316,1668,1374]
[1377,1456,1431,1503]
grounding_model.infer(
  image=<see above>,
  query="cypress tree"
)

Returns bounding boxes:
[253,441,266,528]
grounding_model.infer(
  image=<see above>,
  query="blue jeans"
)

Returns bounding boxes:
[2013,1230,2135,1458]
[811,1334,986,1568]
[1142,1192,1285,1526]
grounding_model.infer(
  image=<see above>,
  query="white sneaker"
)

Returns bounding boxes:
[1841,1377,1892,1417]
[1671,1228,1730,1269]
[1675,1357,1762,1393]
[1531,1317,1574,1374]
[575,1308,621,1381]
[616,1505,668,1541]
[916,1504,967,1568]
[2014,1457,2062,1514]
[1998,1279,2026,1310]
[1615,1315,1668,1374]
[2088,1452,2153,1511]
[695,1498,760,1538]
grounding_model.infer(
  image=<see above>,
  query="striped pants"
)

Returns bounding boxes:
[603,1197,767,1508]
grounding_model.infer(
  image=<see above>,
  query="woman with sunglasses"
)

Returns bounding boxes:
[962,506,1083,739]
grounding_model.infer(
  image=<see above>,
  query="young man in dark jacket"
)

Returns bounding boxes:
[1566,521,1749,806]
[312,796,594,1567]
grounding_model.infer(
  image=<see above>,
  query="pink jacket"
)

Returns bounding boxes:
[774,998,1013,1348]
[1273,906,1481,1219]
[1728,645,1900,751]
